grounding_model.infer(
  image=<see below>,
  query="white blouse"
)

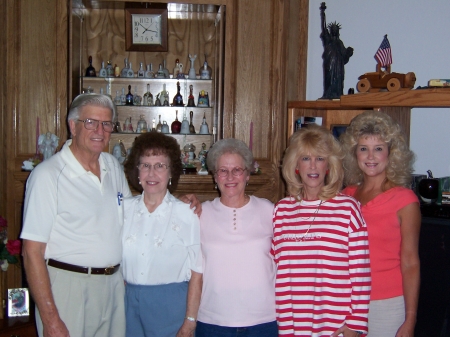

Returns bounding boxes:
[122,191,201,285]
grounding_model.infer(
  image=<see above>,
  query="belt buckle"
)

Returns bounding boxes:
[104,266,114,275]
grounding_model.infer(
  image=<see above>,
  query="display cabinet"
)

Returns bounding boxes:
[82,77,216,155]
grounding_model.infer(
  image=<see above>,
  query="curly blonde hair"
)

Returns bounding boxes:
[340,110,415,188]
[282,124,344,200]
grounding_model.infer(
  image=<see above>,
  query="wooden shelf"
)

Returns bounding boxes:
[340,88,450,108]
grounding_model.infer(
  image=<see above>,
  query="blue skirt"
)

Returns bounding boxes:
[125,282,188,337]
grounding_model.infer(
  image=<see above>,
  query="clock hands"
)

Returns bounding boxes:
[139,22,157,34]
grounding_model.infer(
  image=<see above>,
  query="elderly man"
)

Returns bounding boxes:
[21,94,199,337]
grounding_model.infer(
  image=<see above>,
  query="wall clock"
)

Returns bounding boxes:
[125,7,168,52]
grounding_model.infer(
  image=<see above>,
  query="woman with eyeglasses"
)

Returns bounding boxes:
[194,138,278,337]
[122,132,202,337]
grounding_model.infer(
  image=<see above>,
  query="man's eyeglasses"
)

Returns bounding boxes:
[215,167,247,177]
[137,163,170,173]
[78,118,114,133]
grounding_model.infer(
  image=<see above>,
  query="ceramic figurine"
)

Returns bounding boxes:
[200,61,210,80]
[197,90,209,107]
[38,132,59,160]
[188,54,197,79]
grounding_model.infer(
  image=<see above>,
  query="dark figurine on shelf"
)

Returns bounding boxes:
[319,2,353,100]
[187,85,196,107]
[85,55,96,77]
[154,93,162,106]
[172,81,184,106]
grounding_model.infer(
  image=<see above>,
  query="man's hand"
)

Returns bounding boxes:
[43,318,70,337]
[179,194,202,216]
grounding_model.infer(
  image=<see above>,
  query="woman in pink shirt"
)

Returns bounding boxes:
[195,138,277,337]
[341,111,421,337]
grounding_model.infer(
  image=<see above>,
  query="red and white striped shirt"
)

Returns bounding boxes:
[272,194,371,336]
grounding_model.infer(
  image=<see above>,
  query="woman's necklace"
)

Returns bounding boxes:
[298,200,323,240]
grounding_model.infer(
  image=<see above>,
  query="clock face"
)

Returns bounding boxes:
[132,14,162,45]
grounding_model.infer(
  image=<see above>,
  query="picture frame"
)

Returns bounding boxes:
[330,124,348,140]
[125,6,168,52]
[8,288,29,317]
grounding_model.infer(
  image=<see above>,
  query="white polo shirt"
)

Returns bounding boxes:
[21,140,132,267]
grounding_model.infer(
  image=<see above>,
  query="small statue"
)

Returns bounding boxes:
[319,2,353,99]
[112,141,126,167]
[38,132,59,160]
[197,142,208,175]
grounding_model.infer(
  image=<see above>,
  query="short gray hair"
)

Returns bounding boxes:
[68,93,116,123]
[206,138,253,172]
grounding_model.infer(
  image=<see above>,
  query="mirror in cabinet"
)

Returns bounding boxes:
[72,2,224,173]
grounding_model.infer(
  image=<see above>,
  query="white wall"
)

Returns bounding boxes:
[306,0,450,177]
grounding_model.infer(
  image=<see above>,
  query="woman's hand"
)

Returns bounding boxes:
[395,319,415,337]
[331,324,362,337]
[179,194,202,216]
[176,320,196,337]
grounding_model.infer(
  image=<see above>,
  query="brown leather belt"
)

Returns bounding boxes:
[47,259,120,275]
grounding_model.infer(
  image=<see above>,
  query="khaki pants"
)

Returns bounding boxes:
[36,265,125,337]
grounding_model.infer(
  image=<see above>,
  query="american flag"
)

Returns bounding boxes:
[374,35,392,67]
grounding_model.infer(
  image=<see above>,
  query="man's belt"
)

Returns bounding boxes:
[47,259,120,275]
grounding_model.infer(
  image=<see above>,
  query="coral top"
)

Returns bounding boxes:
[342,186,419,300]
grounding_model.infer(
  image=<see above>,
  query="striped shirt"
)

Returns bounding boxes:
[272,194,371,336]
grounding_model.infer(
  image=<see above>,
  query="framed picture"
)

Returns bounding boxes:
[330,124,348,140]
[8,288,29,317]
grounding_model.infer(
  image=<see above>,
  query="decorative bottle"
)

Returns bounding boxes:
[172,81,184,106]
[137,62,145,78]
[114,64,120,77]
[120,88,126,105]
[121,58,129,78]
[156,64,165,79]
[173,59,181,78]
[137,115,148,133]
[171,110,181,134]
[106,61,114,77]
[145,64,155,78]
[160,84,169,106]
[127,62,134,78]
[99,62,107,77]
[114,90,121,105]
[85,55,96,77]
[125,85,133,105]
[156,115,162,132]
[133,86,142,105]
[143,83,154,106]
[162,59,170,78]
